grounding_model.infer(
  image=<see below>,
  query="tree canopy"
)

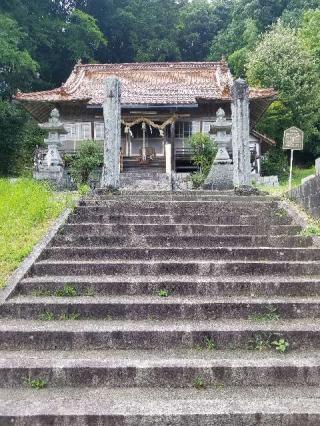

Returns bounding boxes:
[1,0,320,175]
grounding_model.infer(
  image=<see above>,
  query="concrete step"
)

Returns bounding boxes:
[80,200,278,213]
[29,259,319,277]
[60,223,301,236]
[41,247,320,262]
[17,275,320,298]
[52,234,312,248]
[68,211,291,225]
[90,194,280,202]
[4,295,320,320]
[0,386,320,425]
[1,349,320,388]
[0,318,318,350]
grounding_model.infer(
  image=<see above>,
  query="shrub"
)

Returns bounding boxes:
[188,133,218,189]
[261,148,289,182]
[67,140,103,185]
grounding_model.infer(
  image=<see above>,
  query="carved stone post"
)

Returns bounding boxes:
[231,78,252,189]
[101,77,121,189]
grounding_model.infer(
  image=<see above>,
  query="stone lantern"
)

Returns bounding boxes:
[210,108,232,164]
[203,107,233,190]
[34,108,67,184]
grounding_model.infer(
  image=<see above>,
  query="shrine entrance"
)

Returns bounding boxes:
[121,116,177,171]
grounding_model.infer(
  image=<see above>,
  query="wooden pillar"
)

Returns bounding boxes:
[101,77,121,189]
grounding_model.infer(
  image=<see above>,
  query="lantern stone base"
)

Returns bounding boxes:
[34,165,64,185]
[203,163,234,190]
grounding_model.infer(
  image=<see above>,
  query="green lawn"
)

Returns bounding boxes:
[0,179,73,288]
[258,166,316,197]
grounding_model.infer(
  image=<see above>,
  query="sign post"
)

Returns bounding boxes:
[283,127,304,191]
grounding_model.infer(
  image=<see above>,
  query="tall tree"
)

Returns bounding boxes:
[246,22,320,154]
[0,15,38,97]
[178,0,231,61]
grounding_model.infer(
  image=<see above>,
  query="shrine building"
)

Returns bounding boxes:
[15,61,276,174]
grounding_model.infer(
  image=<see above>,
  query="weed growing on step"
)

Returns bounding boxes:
[32,290,52,297]
[249,305,280,322]
[59,311,81,321]
[275,208,288,218]
[194,377,206,389]
[39,311,55,321]
[271,338,290,353]
[300,225,320,237]
[39,311,81,321]
[55,285,77,297]
[148,315,159,321]
[25,377,48,390]
[158,289,169,298]
[196,336,217,351]
[247,334,272,351]
[84,288,95,297]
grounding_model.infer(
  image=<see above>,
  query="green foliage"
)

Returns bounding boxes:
[194,377,206,389]
[248,334,272,351]
[2,0,320,173]
[78,184,91,197]
[0,102,43,176]
[67,140,103,185]
[55,285,78,297]
[249,305,280,322]
[59,311,81,321]
[26,377,48,390]
[224,19,259,77]
[299,10,320,70]
[39,311,55,321]
[300,225,320,237]
[271,338,290,353]
[261,148,289,182]
[190,172,206,190]
[201,337,217,351]
[0,178,70,287]
[64,9,108,63]
[246,22,320,155]
[188,133,217,189]
[0,14,38,97]
[158,289,169,298]
[177,0,230,61]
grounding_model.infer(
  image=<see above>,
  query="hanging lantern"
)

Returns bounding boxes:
[142,122,146,131]
[159,129,164,137]
[124,126,129,134]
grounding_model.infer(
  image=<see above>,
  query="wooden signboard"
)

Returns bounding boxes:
[283,127,304,151]
[283,127,304,191]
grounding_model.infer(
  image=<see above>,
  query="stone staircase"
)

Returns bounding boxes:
[120,169,170,191]
[1,191,320,424]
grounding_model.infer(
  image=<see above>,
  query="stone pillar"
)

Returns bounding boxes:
[231,78,252,189]
[170,122,175,171]
[101,77,121,189]
[166,143,172,176]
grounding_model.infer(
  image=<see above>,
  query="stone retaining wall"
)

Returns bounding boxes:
[288,168,320,218]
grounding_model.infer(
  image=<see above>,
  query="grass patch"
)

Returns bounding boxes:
[257,166,315,197]
[300,225,320,237]
[0,178,75,288]
[249,305,280,322]
[25,377,48,390]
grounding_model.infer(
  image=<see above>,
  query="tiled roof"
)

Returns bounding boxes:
[15,62,276,105]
